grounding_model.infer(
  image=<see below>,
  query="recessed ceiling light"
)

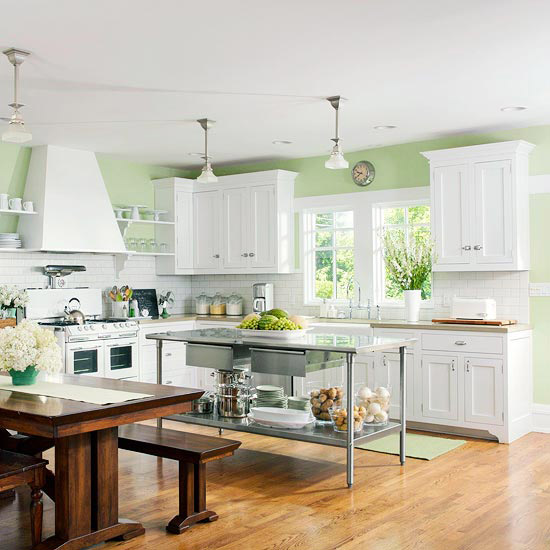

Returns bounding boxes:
[374,125,397,130]
[188,152,204,157]
[272,139,293,145]
[500,106,527,112]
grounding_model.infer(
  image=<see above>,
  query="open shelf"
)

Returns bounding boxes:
[169,412,401,448]
[0,209,36,216]
[116,218,174,226]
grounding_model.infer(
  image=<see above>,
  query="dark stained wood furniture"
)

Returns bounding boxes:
[118,423,241,534]
[0,450,47,547]
[0,373,203,550]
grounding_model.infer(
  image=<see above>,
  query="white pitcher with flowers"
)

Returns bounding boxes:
[0,321,63,385]
[382,231,435,322]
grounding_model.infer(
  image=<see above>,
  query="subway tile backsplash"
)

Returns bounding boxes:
[0,252,529,323]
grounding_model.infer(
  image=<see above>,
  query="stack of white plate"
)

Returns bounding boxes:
[248,407,315,430]
[0,233,22,249]
[254,385,288,408]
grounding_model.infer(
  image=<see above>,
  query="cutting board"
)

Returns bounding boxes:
[432,318,517,326]
[0,319,16,329]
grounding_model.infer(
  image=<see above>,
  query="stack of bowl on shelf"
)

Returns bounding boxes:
[254,385,288,408]
[287,396,311,412]
[248,407,314,430]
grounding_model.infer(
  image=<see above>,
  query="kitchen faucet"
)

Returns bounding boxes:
[346,279,363,319]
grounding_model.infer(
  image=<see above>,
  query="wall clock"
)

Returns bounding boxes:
[352,160,375,187]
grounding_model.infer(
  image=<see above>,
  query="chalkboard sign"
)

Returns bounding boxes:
[132,288,159,318]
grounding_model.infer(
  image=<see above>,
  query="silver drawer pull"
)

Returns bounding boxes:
[462,245,471,251]
[451,360,455,371]
[473,245,483,250]
[241,253,249,257]
[455,340,467,346]
[249,252,255,257]
[249,347,305,356]
[164,352,172,357]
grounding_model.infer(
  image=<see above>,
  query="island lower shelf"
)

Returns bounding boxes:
[168,412,402,448]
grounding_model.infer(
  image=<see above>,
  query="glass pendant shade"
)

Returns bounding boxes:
[325,143,349,169]
[197,161,218,183]
[2,120,32,144]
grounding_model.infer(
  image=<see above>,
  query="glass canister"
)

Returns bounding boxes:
[195,294,212,315]
[210,293,227,315]
[226,294,243,316]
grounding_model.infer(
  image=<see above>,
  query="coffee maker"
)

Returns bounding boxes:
[252,283,274,313]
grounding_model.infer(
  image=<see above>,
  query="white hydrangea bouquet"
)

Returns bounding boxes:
[0,285,29,319]
[0,320,62,385]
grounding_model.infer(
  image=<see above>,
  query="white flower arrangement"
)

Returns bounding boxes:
[0,320,63,373]
[383,230,435,292]
[0,285,29,309]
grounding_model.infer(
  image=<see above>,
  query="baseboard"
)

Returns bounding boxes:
[532,404,550,433]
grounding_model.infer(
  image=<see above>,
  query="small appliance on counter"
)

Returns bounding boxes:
[252,283,273,313]
[450,297,497,320]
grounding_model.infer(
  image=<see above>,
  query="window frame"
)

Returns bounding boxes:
[303,207,355,305]
[372,198,433,308]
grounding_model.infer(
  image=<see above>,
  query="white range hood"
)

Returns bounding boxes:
[18,145,126,254]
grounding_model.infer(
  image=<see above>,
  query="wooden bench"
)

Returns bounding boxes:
[0,450,47,547]
[118,424,241,534]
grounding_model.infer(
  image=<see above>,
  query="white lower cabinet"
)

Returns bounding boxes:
[373,326,532,443]
[421,354,458,421]
[464,356,503,426]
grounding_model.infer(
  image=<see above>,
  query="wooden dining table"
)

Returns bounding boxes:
[0,373,203,550]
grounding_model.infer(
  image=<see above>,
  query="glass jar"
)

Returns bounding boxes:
[307,381,344,423]
[210,293,227,315]
[356,384,391,426]
[226,294,243,316]
[330,406,365,433]
[195,294,212,315]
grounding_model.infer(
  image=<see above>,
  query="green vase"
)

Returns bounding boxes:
[3,307,16,319]
[10,365,38,386]
[161,306,170,319]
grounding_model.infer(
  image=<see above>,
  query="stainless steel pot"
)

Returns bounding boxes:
[216,384,254,398]
[191,394,215,414]
[217,393,252,418]
[211,368,251,386]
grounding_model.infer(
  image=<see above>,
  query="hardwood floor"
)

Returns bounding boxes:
[1,421,549,550]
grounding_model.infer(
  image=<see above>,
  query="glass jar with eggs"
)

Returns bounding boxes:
[355,385,391,426]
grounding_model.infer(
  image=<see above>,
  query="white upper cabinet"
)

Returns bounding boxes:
[422,141,534,271]
[154,170,296,275]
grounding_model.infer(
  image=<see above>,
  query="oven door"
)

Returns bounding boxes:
[104,337,139,379]
[66,341,105,377]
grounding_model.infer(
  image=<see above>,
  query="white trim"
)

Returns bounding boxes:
[529,174,550,194]
[532,403,550,433]
[421,140,535,162]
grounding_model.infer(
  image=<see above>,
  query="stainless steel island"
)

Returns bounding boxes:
[146,328,416,487]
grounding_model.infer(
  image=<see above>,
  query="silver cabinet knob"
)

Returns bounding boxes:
[455,340,467,346]
[241,253,249,257]
[249,252,255,257]
[466,360,470,373]
[462,245,471,251]
[473,245,483,250]
[213,254,220,258]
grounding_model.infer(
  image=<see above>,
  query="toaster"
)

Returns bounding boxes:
[450,297,497,320]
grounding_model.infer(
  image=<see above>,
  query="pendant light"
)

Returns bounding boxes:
[325,95,348,170]
[196,118,218,183]
[2,48,32,144]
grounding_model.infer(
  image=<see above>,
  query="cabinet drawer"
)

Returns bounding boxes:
[421,333,503,355]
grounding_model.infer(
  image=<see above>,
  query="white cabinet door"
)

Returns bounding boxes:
[464,356,504,425]
[175,189,193,270]
[421,354,458,420]
[432,164,471,266]
[221,187,249,268]
[473,160,513,265]
[381,352,414,420]
[248,184,276,269]
[193,190,220,269]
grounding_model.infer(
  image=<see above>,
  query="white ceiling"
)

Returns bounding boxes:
[1,0,550,168]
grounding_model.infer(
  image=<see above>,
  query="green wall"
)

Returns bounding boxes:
[1,123,550,403]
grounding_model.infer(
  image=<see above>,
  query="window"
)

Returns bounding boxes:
[374,202,431,304]
[305,210,354,302]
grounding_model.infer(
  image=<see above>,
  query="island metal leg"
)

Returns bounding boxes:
[157,340,164,429]
[346,352,355,488]
[399,346,406,465]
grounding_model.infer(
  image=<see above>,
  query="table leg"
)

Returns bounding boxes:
[400,346,406,465]
[157,339,164,429]
[34,428,144,550]
[346,352,355,488]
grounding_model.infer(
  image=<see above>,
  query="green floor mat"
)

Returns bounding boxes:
[357,432,466,460]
